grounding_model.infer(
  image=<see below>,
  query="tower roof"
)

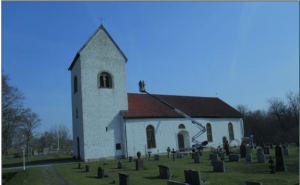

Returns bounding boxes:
[68,24,128,71]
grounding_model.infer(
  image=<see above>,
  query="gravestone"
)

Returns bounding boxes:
[118,161,123,169]
[177,152,184,158]
[154,154,160,161]
[43,148,48,155]
[211,159,218,166]
[158,165,170,179]
[194,156,200,163]
[270,143,273,149]
[34,149,38,156]
[197,152,203,157]
[209,154,218,160]
[275,145,287,171]
[98,167,104,178]
[192,153,199,159]
[282,142,289,148]
[246,181,263,185]
[229,154,239,162]
[136,151,143,171]
[167,180,189,185]
[86,165,89,172]
[246,154,252,162]
[220,153,226,161]
[184,169,202,185]
[118,173,129,185]
[167,147,171,158]
[213,151,221,155]
[78,162,82,169]
[171,148,177,161]
[213,160,225,172]
[257,149,266,163]
[128,156,133,162]
[265,147,270,154]
[240,145,246,158]
[283,146,289,155]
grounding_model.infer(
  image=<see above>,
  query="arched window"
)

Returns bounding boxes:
[74,76,78,94]
[178,124,185,129]
[146,125,156,149]
[206,123,213,142]
[228,123,234,141]
[98,72,112,88]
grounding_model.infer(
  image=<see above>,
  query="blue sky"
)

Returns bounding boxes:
[2,2,299,136]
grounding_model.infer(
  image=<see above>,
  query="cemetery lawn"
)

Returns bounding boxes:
[3,146,299,185]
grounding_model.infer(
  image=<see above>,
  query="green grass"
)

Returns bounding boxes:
[2,154,72,165]
[2,168,45,185]
[3,147,299,185]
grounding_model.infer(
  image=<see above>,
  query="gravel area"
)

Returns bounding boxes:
[41,166,68,185]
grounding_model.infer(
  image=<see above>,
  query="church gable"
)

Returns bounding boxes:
[68,25,127,71]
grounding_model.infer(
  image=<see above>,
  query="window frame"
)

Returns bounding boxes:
[206,123,213,142]
[98,72,113,88]
[178,124,185,129]
[228,122,234,141]
[146,125,156,149]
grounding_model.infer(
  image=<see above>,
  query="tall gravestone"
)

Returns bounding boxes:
[118,161,123,169]
[158,165,170,179]
[184,169,202,185]
[275,144,287,172]
[246,154,252,163]
[86,165,89,172]
[220,153,225,161]
[257,149,266,163]
[213,160,225,172]
[118,173,130,185]
[98,167,104,178]
[136,151,143,171]
[194,156,200,163]
[154,154,160,161]
[240,145,246,158]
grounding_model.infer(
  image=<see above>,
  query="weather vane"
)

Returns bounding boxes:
[97,16,105,24]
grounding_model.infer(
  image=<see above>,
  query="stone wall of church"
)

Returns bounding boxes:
[79,28,128,161]
[125,117,243,157]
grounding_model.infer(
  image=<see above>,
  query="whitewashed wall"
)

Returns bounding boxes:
[125,117,243,157]
[79,28,128,161]
[71,57,85,160]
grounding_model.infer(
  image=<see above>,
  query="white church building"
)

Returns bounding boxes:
[68,24,244,162]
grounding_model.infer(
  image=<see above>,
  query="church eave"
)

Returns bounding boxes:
[122,115,243,119]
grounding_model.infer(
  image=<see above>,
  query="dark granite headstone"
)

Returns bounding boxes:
[167,180,189,185]
[154,154,160,161]
[118,161,123,169]
[98,167,104,178]
[220,153,225,161]
[209,154,218,160]
[192,153,199,159]
[275,145,287,171]
[184,169,202,185]
[270,143,273,149]
[118,173,129,185]
[86,165,89,172]
[194,156,200,163]
[240,145,246,158]
[78,162,82,169]
[246,181,263,185]
[213,160,225,172]
[158,165,170,179]
[229,154,239,162]
[177,152,184,158]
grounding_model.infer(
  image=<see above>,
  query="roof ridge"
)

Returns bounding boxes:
[127,92,218,99]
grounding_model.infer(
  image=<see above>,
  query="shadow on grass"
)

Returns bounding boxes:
[143,176,160,180]
[86,176,99,179]
[2,157,74,168]
[76,171,88,173]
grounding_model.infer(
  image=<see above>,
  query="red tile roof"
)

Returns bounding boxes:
[123,93,243,119]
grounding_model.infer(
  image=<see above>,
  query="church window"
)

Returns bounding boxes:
[74,76,78,94]
[98,72,112,88]
[178,124,185,129]
[228,123,234,141]
[146,125,156,149]
[116,143,121,150]
[206,123,213,142]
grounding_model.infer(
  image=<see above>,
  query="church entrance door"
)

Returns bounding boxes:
[178,133,184,149]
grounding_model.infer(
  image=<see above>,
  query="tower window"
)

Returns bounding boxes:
[206,123,213,142]
[116,143,121,150]
[178,124,185,129]
[98,72,112,88]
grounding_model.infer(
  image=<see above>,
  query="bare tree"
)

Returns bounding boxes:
[19,108,41,158]
[50,124,72,150]
[236,104,249,116]
[2,73,26,155]
[267,97,287,130]
[285,91,299,125]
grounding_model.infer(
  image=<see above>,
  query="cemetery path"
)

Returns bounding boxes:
[41,166,68,185]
